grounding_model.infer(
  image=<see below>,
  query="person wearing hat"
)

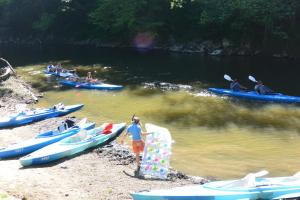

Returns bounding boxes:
[121,116,148,176]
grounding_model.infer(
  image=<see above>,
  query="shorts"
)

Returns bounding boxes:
[132,140,144,154]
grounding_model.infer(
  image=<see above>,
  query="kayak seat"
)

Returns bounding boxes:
[222,170,269,188]
[65,130,87,143]
[58,122,68,132]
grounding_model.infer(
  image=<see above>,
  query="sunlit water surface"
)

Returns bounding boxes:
[17,67,300,179]
[10,46,300,179]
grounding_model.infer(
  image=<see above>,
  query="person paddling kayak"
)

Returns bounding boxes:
[254,80,274,95]
[248,76,274,95]
[230,79,247,92]
[224,75,247,92]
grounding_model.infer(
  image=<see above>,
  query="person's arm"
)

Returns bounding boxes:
[120,130,129,144]
[141,131,152,136]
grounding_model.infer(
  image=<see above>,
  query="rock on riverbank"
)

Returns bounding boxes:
[0,76,41,115]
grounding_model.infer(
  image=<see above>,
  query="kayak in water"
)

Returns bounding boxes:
[132,170,300,200]
[208,88,300,103]
[0,103,84,128]
[44,65,76,78]
[59,80,123,91]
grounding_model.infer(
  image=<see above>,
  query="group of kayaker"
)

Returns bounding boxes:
[47,63,64,73]
[229,78,274,95]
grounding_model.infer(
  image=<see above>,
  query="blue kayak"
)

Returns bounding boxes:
[132,170,300,200]
[0,104,84,128]
[0,118,95,159]
[20,123,126,166]
[208,88,300,103]
[59,80,123,91]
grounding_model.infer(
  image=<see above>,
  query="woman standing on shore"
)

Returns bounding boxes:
[121,116,148,176]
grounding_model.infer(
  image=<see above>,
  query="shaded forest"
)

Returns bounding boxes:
[0,0,299,56]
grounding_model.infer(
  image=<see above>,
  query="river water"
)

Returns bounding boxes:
[4,45,300,179]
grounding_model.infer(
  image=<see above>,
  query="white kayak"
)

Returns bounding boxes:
[132,170,300,200]
[20,122,126,166]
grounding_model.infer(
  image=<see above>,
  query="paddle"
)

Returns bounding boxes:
[224,74,233,82]
[248,75,258,83]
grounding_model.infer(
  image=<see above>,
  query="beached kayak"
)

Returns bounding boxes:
[0,118,95,159]
[208,88,300,103]
[59,80,123,90]
[132,170,300,200]
[0,104,84,128]
[20,122,126,166]
[43,70,75,78]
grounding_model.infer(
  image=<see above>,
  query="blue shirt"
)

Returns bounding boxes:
[127,123,142,141]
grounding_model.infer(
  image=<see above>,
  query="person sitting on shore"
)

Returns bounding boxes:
[121,116,150,177]
[254,80,274,95]
[230,79,247,92]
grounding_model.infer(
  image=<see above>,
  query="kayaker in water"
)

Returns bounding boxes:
[86,71,98,83]
[68,75,80,82]
[121,116,150,176]
[230,79,247,91]
[254,80,274,95]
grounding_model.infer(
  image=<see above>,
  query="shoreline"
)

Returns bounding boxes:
[1,40,299,60]
[0,76,206,199]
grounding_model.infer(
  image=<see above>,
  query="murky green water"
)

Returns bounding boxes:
[16,59,300,179]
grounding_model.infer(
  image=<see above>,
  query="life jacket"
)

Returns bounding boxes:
[230,82,241,91]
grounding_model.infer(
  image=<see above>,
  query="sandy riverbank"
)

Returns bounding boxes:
[0,76,206,200]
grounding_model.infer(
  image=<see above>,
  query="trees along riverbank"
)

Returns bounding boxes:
[0,0,299,57]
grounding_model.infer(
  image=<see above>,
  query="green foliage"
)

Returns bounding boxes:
[32,13,55,31]
[90,0,142,37]
[0,0,299,53]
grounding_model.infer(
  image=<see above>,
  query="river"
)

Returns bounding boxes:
[3,45,300,179]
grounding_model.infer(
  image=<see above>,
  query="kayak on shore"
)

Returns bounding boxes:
[59,80,123,91]
[0,118,95,159]
[208,88,300,103]
[19,122,126,166]
[132,170,300,200]
[0,103,84,128]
